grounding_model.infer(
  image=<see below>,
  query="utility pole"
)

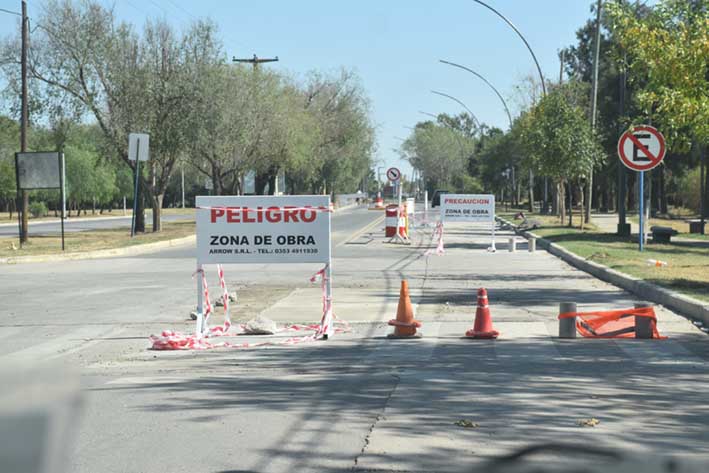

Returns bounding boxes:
[552,48,566,216]
[232,54,279,70]
[232,54,278,195]
[19,0,29,243]
[181,163,185,209]
[587,0,603,224]
[617,6,630,235]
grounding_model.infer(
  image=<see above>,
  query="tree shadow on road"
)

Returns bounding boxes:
[96,332,709,472]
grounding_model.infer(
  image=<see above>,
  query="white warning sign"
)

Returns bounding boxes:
[196,195,331,264]
[440,194,495,223]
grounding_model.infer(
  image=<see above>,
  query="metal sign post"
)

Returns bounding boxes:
[59,152,66,251]
[617,125,666,252]
[639,171,645,251]
[14,154,22,249]
[130,144,141,237]
[128,133,150,237]
[386,167,409,244]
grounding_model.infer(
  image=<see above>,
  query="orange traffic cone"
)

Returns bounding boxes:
[388,280,422,338]
[465,288,499,339]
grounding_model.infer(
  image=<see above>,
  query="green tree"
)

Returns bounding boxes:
[17,1,222,231]
[0,116,18,217]
[401,120,474,194]
[608,0,709,149]
[519,85,603,226]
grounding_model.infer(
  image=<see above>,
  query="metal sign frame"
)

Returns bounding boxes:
[440,194,497,252]
[14,151,66,250]
[194,195,334,338]
[128,133,150,237]
[617,125,666,252]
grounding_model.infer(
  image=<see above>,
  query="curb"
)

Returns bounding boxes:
[497,217,709,326]
[0,235,196,265]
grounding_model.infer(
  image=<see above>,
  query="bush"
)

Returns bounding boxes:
[29,201,49,218]
[454,174,483,194]
[674,168,701,213]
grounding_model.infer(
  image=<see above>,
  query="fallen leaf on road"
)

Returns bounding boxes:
[577,418,600,427]
[454,419,479,428]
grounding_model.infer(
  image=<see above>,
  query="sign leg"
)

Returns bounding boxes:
[490,218,497,252]
[324,262,334,339]
[195,264,204,337]
[639,171,644,252]
[14,153,22,248]
[59,152,65,251]
[131,141,141,237]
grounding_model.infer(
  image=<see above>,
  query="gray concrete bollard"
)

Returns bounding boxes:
[559,302,577,339]
[508,237,516,252]
[634,302,653,339]
[528,237,536,253]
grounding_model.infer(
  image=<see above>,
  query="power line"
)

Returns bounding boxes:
[123,0,148,16]
[0,7,22,16]
[164,0,196,20]
[146,0,168,16]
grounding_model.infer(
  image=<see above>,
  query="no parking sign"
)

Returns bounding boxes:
[618,125,666,252]
[617,125,666,171]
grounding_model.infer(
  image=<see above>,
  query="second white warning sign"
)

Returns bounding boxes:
[440,194,495,223]
[196,195,331,264]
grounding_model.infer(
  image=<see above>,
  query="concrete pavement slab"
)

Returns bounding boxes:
[3,208,708,472]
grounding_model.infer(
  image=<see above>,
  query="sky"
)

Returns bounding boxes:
[1,0,605,179]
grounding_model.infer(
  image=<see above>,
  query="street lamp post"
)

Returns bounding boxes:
[439,59,540,213]
[439,60,512,128]
[471,0,546,95]
[471,0,547,213]
[430,90,481,133]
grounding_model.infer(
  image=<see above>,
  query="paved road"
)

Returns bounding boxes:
[0,212,193,236]
[1,206,708,472]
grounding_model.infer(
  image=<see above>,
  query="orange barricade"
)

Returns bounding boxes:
[558,306,665,339]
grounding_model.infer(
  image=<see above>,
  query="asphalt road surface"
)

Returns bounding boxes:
[1,206,708,473]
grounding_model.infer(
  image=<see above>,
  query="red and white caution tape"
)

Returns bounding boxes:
[425,222,445,256]
[149,265,350,351]
[214,264,232,333]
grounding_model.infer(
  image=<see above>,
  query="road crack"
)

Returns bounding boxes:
[351,372,401,471]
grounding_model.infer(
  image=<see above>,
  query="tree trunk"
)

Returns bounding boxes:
[567,182,573,228]
[255,172,268,195]
[659,166,668,214]
[703,146,709,219]
[627,171,636,211]
[528,170,534,212]
[268,173,277,195]
[579,182,585,231]
[152,194,163,232]
[211,163,223,196]
[558,180,566,223]
[135,192,146,233]
[650,168,659,216]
